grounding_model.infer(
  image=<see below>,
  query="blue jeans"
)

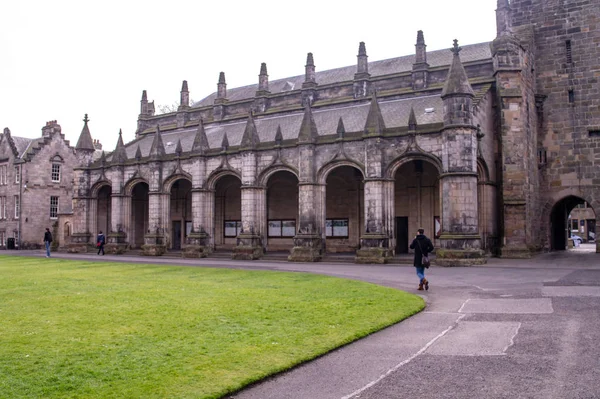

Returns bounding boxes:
[45,241,51,257]
[416,267,425,282]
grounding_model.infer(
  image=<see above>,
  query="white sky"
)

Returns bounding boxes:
[0,0,498,151]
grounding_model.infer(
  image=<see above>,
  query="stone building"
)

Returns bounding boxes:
[0,118,99,249]
[68,0,600,263]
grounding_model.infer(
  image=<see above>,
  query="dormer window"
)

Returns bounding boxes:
[51,164,61,183]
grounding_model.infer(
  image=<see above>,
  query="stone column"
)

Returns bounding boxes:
[437,128,485,266]
[183,157,211,258]
[142,163,166,255]
[68,169,92,252]
[104,167,128,254]
[289,144,324,262]
[356,178,393,263]
[232,152,264,260]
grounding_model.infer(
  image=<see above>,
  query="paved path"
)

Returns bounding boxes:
[7,245,600,399]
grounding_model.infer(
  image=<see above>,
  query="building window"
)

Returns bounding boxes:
[566,40,572,64]
[589,130,600,137]
[50,196,59,219]
[568,90,575,103]
[571,219,579,232]
[51,164,61,183]
[268,220,296,237]
[0,164,6,185]
[14,195,19,219]
[0,231,5,247]
[14,166,20,184]
[325,219,349,238]
[224,220,241,237]
[0,196,5,219]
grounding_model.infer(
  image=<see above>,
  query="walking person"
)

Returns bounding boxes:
[43,227,53,258]
[409,228,434,290]
[96,231,106,255]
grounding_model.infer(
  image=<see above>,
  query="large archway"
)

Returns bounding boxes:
[130,182,149,249]
[266,170,298,252]
[550,196,596,250]
[325,165,364,253]
[394,159,440,254]
[169,179,192,250]
[214,175,241,250]
[97,185,112,236]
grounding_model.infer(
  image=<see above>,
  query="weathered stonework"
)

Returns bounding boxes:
[3,0,594,264]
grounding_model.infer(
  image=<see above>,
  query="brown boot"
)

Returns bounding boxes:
[418,282,424,290]
[423,278,429,291]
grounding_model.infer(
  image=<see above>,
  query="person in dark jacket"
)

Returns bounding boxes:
[409,228,434,290]
[96,231,106,255]
[43,228,53,258]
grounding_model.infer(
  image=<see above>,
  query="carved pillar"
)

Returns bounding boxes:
[142,162,166,255]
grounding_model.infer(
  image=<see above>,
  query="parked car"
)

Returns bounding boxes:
[571,235,583,246]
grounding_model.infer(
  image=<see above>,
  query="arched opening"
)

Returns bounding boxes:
[214,175,241,250]
[169,179,192,250]
[477,159,498,254]
[325,165,363,253]
[97,185,112,236]
[266,171,299,252]
[394,160,440,254]
[550,196,596,250]
[131,182,149,249]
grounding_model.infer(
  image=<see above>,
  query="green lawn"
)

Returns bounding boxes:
[0,256,424,399]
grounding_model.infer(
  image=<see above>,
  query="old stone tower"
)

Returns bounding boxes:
[67,0,600,263]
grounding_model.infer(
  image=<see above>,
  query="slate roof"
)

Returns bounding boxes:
[193,42,491,107]
[109,95,446,161]
[14,136,36,158]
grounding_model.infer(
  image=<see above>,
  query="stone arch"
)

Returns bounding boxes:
[124,177,149,196]
[265,170,299,251]
[63,221,71,242]
[90,180,112,198]
[207,170,242,191]
[163,173,192,193]
[385,153,443,180]
[543,190,597,251]
[318,160,365,185]
[258,165,299,187]
[213,173,243,249]
[392,157,441,254]
[477,158,490,182]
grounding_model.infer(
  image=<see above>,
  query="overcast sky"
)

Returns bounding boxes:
[1,0,498,151]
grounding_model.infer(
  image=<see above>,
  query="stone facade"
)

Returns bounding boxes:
[0,119,100,250]
[13,0,594,263]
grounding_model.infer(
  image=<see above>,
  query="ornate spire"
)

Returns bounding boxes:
[192,118,209,155]
[112,129,127,164]
[241,111,260,150]
[221,132,229,152]
[149,125,166,159]
[274,125,283,146]
[298,103,318,143]
[408,107,417,131]
[75,114,95,151]
[100,150,106,166]
[217,72,227,100]
[303,52,317,88]
[356,42,369,78]
[179,80,190,110]
[415,30,428,65]
[257,62,269,94]
[337,117,346,139]
[441,40,475,98]
[175,139,183,156]
[140,90,149,115]
[363,92,386,136]
[135,145,142,161]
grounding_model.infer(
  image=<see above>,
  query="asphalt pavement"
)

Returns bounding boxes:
[5,244,600,399]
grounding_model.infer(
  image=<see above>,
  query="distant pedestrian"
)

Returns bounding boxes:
[96,231,105,255]
[43,228,53,258]
[409,228,434,291]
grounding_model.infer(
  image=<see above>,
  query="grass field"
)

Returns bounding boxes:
[0,256,424,398]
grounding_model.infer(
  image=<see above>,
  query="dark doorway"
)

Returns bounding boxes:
[550,196,590,250]
[396,217,409,254]
[172,221,182,250]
